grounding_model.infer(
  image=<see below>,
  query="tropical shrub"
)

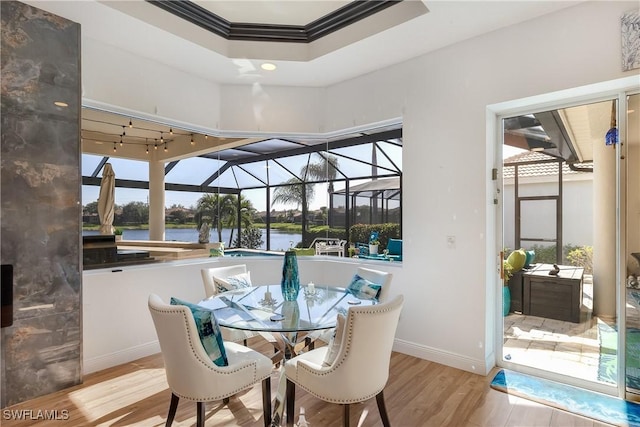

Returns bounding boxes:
[233,226,263,249]
[566,245,593,274]
[514,244,593,274]
[349,223,401,250]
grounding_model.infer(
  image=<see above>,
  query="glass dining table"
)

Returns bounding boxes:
[198,283,377,360]
[198,284,378,427]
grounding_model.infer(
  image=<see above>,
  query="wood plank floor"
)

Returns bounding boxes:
[2,339,616,427]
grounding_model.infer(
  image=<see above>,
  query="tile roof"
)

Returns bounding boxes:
[503,151,592,179]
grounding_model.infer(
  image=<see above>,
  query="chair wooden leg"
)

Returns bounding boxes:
[305,336,315,350]
[196,402,205,427]
[165,393,179,427]
[343,404,350,427]
[285,379,295,427]
[262,376,271,427]
[376,390,391,427]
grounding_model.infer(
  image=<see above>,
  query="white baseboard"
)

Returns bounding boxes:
[393,338,490,376]
[83,338,494,378]
[83,341,160,375]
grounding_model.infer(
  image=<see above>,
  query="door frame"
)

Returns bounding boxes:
[487,76,639,398]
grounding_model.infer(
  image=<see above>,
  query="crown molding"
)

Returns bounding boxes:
[147,0,401,43]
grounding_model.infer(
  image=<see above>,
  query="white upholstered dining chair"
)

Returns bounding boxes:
[201,264,277,347]
[201,264,249,299]
[354,266,393,302]
[284,295,404,427]
[309,266,393,348]
[148,294,273,427]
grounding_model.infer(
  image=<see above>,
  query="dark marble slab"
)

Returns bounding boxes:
[1,1,81,407]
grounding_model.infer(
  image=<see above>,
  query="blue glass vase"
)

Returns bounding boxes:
[281,250,300,301]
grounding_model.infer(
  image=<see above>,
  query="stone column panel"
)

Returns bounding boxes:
[1,1,81,407]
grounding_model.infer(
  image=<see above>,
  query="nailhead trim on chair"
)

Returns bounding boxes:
[292,301,399,404]
[152,305,269,402]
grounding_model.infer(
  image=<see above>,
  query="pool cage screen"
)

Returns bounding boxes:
[329,176,402,239]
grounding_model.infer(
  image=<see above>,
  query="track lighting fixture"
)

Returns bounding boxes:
[160,132,164,143]
[121,125,126,137]
[164,142,168,152]
[190,134,195,145]
[113,142,116,152]
[128,119,132,128]
[169,128,173,135]
[146,145,149,154]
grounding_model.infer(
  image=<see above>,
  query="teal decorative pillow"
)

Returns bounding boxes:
[170,297,228,366]
[213,271,252,293]
[322,313,346,367]
[347,274,382,299]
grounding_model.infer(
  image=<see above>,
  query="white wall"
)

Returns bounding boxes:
[323,1,637,370]
[503,176,595,250]
[82,257,406,374]
[76,1,639,376]
[82,37,222,130]
[219,85,326,133]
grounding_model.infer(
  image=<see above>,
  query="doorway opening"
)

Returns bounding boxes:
[498,95,622,394]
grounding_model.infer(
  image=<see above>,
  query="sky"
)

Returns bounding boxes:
[82,181,334,212]
[82,145,518,210]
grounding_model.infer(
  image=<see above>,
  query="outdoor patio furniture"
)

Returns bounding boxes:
[312,238,346,257]
[387,238,402,259]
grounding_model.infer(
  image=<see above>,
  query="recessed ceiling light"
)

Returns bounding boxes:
[261,63,277,71]
[54,101,68,107]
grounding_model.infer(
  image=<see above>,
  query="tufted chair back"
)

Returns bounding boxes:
[201,264,248,298]
[284,295,404,427]
[148,294,272,427]
[356,266,393,302]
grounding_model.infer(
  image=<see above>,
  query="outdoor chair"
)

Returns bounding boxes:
[311,238,347,256]
[386,238,403,260]
[148,294,273,427]
[284,295,404,427]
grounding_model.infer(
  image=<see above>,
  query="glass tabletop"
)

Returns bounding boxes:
[198,285,377,333]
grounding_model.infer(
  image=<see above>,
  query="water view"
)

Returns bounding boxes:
[83,228,302,251]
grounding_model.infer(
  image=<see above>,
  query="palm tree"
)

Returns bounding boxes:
[271,178,316,211]
[223,195,255,247]
[271,153,339,211]
[195,194,218,242]
[302,153,339,193]
[195,193,236,243]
